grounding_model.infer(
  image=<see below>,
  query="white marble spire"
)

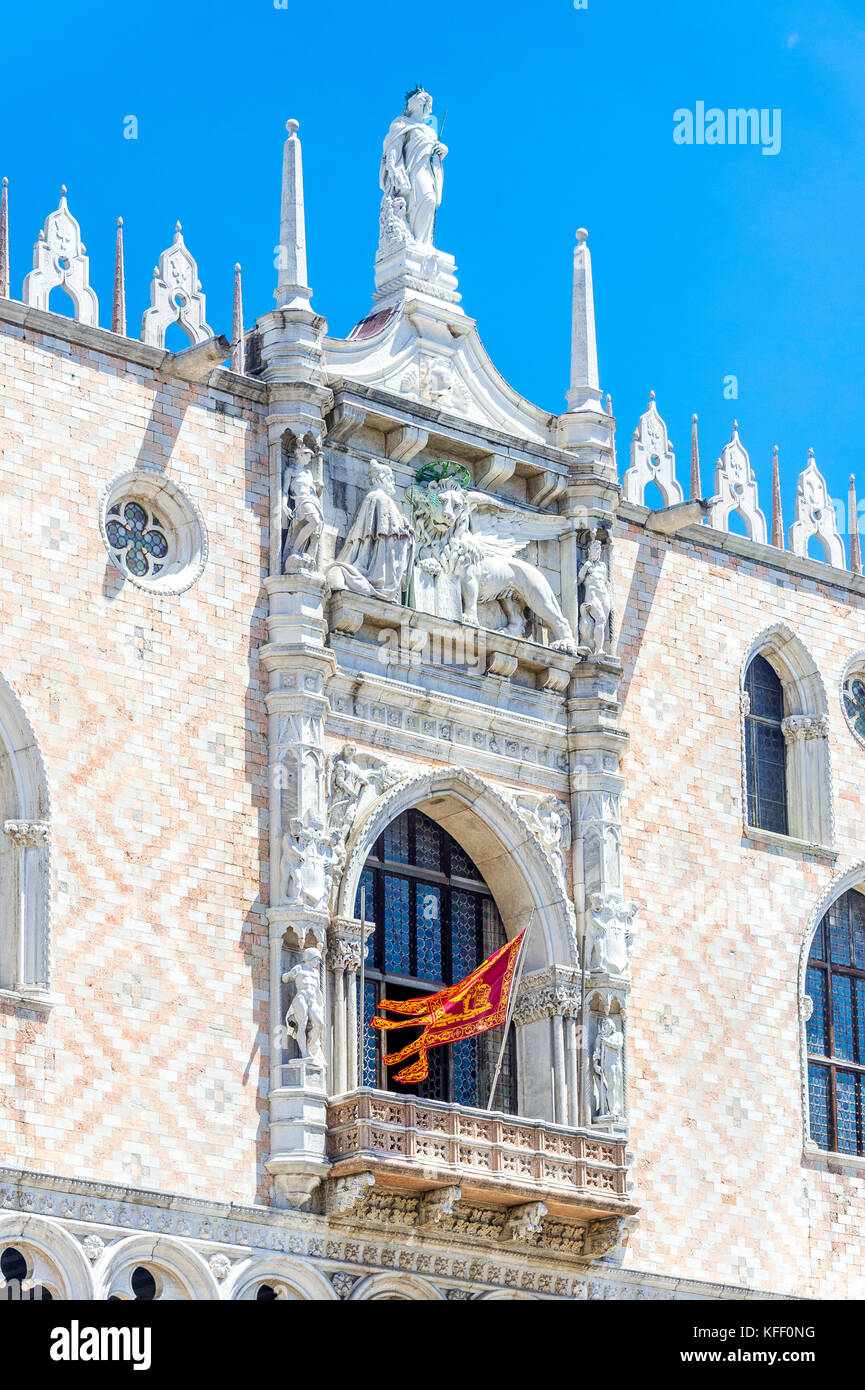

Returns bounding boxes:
[275,118,312,310]
[566,228,602,412]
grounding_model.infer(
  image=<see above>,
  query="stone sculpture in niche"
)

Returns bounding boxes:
[327,460,414,602]
[283,948,325,1062]
[578,539,612,656]
[282,439,324,570]
[280,810,337,910]
[407,461,578,654]
[380,86,447,249]
[586,893,636,979]
[592,1015,625,1121]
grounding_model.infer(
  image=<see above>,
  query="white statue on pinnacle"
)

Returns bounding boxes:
[380,86,448,249]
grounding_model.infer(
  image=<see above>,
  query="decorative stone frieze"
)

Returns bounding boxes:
[141,223,213,348]
[501,1201,547,1245]
[788,450,846,567]
[709,423,768,543]
[623,393,683,508]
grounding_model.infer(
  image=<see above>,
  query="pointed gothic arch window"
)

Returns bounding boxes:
[744,654,788,835]
[0,673,51,1001]
[355,808,517,1112]
[806,889,865,1156]
[741,634,833,849]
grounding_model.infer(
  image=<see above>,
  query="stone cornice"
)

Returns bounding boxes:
[0,1165,799,1301]
[617,499,865,600]
[0,298,267,403]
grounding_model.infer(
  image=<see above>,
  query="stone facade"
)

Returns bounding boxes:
[0,92,861,1301]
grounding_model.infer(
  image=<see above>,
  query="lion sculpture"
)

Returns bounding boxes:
[408,467,578,654]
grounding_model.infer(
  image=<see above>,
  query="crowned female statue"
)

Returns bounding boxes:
[379,86,448,248]
[327,460,414,603]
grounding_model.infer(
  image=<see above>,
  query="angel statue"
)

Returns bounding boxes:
[327,459,414,603]
[380,86,448,249]
[407,460,578,654]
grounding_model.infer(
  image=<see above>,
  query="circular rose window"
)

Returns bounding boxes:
[99,470,207,594]
[841,654,865,747]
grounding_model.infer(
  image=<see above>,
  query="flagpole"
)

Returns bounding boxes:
[358,886,366,1090]
[486,913,533,1112]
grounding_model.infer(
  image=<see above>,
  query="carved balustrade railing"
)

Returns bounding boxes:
[326,1089,633,1220]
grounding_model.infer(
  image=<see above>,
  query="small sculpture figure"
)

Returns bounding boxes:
[380,86,447,249]
[283,948,325,1062]
[280,811,337,910]
[282,441,324,569]
[587,893,636,978]
[329,743,372,838]
[327,460,414,602]
[592,1015,625,1121]
[578,539,612,656]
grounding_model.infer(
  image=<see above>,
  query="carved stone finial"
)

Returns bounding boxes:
[231,262,244,374]
[0,176,9,300]
[275,115,312,311]
[22,187,99,325]
[788,449,845,566]
[849,474,862,575]
[141,224,213,348]
[690,413,702,500]
[112,216,126,336]
[566,224,601,413]
[771,445,784,549]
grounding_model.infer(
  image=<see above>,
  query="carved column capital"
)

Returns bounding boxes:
[327,915,371,972]
[3,820,50,848]
[781,714,830,744]
[513,966,581,1024]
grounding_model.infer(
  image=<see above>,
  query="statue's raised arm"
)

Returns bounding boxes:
[379,86,447,249]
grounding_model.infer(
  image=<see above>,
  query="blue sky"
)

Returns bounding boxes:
[2,0,864,547]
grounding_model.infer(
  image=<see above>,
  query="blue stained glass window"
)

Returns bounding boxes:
[836,1070,859,1154]
[806,889,865,1156]
[452,1036,478,1108]
[452,891,479,980]
[744,655,788,834]
[852,892,865,969]
[828,898,851,966]
[106,499,170,581]
[357,979,377,1087]
[842,674,865,743]
[384,875,411,975]
[415,816,441,872]
[415,882,443,982]
[808,1063,831,1150]
[806,966,828,1055]
[832,976,855,1061]
[383,813,409,864]
[356,809,516,1112]
[354,868,374,925]
[451,841,481,881]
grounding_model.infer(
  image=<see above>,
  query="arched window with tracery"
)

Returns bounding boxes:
[744,654,788,835]
[355,808,516,1112]
[806,889,865,1156]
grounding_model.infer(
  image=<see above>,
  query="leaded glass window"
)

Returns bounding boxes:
[355,808,516,1113]
[105,500,170,580]
[744,654,788,834]
[806,889,865,1156]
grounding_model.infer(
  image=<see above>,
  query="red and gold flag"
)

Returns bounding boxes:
[370,930,526,1084]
